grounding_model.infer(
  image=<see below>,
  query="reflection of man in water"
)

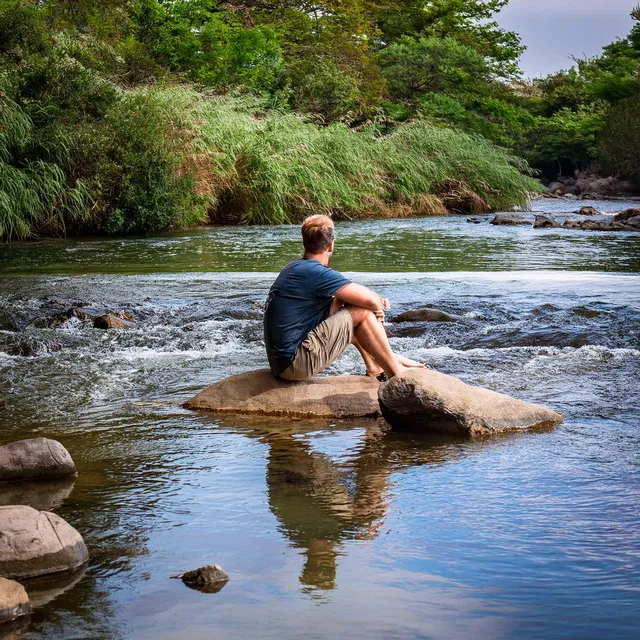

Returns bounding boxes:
[264,215,424,381]
[266,431,388,592]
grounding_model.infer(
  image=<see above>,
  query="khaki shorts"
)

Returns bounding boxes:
[280,307,354,381]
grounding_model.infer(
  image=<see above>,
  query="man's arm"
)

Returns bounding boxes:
[334,283,390,313]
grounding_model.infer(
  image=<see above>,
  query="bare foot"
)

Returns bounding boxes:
[366,368,385,378]
[397,355,427,368]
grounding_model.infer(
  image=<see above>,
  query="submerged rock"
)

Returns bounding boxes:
[378,369,563,437]
[391,308,460,323]
[0,438,76,481]
[93,314,134,329]
[184,369,381,419]
[0,578,30,624]
[562,219,633,231]
[0,506,88,579]
[173,565,229,593]
[490,214,530,226]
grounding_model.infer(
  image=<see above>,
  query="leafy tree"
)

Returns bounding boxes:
[375,0,524,76]
[376,36,491,101]
[523,105,607,175]
[129,0,282,90]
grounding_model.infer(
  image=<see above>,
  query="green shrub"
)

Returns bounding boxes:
[287,59,360,121]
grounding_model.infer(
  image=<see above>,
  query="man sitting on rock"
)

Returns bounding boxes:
[264,214,425,381]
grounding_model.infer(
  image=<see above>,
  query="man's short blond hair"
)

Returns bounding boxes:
[301,215,334,254]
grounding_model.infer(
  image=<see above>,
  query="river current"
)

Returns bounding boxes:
[0,199,639,639]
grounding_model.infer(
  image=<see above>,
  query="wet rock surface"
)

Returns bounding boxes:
[174,565,230,593]
[378,369,563,437]
[0,506,89,579]
[94,314,134,329]
[0,578,30,624]
[533,215,561,228]
[185,369,381,419]
[391,308,460,323]
[491,214,531,226]
[0,438,76,481]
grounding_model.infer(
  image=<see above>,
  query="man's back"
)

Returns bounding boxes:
[263,258,350,376]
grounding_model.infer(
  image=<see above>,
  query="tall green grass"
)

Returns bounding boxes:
[0,83,541,240]
[0,97,88,239]
[186,93,541,224]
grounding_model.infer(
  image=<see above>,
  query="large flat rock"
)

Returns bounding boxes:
[378,369,563,436]
[0,506,89,579]
[184,369,381,419]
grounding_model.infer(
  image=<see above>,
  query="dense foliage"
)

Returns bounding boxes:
[0,0,637,240]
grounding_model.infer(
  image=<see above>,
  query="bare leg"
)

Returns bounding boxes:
[347,306,406,378]
[352,336,384,377]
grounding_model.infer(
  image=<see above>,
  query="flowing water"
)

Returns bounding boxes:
[0,199,639,639]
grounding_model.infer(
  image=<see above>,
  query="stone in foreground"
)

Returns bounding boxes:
[378,369,563,436]
[0,506,89,579]
[184,369,380,419]
[173,565,229,593]
[0,438,76,482]
[0,578,30,624]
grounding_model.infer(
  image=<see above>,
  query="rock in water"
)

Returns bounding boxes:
[378,369,563,437]
[184,369,380,419]
[93,314,134,329]
[391,308,460,323]
[0,578,30,624]
[613,208,640,222]
[490,214,530,226]
[533,215,561,229]
[0,438,76,481]
[0,506,89,579]
[577,206,600,216]
[176,565,229,593]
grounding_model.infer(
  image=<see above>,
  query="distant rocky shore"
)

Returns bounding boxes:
[542,172,639,201]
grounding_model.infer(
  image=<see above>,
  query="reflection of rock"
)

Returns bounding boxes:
[378,369,563,436]
[391,308,460,323]
[0,578,30,624]
[0,477,75,512]
[184,369,381,419]
[0,506,89,579]
[23,565,86,608]
[490,214,530,226]
[174,565,229,594]
[0,438,76,481]
[93,314,134,329]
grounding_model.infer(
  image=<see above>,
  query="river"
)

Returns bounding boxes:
[0,199,639,639]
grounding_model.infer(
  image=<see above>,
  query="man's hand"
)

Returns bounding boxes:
[335,284,391,316]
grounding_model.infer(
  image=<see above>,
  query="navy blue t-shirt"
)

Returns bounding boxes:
[264,258,351,376]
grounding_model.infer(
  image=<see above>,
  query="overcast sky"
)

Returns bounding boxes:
[496,0,637,78]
